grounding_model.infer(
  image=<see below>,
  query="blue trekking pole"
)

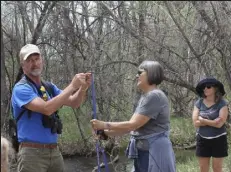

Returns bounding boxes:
[91,73,109,172]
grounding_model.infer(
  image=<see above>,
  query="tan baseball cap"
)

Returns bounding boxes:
[19,44,41,61]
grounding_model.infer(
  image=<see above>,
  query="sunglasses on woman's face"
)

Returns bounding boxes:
[204,85,214,89]
[137,69,145,76]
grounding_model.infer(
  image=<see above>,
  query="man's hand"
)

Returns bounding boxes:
[70,73,87,90]
[80,73,92,92]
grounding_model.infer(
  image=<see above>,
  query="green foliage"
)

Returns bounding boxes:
[58,106,92,144]
[170,116,196,146]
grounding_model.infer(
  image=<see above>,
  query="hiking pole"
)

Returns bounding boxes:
[91,73,109,172]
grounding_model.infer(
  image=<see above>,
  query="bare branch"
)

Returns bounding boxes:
[31,1,57,44]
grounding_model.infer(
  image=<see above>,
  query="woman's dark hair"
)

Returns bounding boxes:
[214,87,223,102]
[138,61,164,85]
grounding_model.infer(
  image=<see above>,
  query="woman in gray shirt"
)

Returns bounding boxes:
[91,61,176,172]
[192,77,229,172]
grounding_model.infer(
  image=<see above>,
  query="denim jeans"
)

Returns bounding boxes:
[132,149,149,172]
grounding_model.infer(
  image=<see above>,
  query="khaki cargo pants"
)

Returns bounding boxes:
[17,146,64,172]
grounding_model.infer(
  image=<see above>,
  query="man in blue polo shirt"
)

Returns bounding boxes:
[11,44,91,172]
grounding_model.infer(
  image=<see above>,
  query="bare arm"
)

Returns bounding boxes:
[24,73,87,115]
[104,129,130,137]
[199,106,228,128]
[192,106,206,128]
[63,73,91,108]
[63,86,88,108]
[91,113,150,133]
[24,84,77,116]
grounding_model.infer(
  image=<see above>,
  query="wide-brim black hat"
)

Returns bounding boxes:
[196,77,225,97]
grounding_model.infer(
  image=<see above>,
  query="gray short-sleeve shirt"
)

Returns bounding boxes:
[194,98,228,138]
[132,89,170,136]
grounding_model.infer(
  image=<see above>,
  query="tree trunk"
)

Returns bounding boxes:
[1,26,9,130]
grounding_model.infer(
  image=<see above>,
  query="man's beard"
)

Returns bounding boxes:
[31,69,42,76]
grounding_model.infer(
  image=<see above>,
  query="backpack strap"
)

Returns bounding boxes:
[16,109,27,123]
[15,77,35,120]
[42,81,59,115]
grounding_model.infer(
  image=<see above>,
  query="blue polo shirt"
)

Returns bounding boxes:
[11,77,62,144]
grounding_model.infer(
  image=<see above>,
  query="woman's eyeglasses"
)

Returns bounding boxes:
[137,69,145,76]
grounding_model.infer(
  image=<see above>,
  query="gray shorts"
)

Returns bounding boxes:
[17,146,64,172]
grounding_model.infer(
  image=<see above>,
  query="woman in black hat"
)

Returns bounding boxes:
[192,77,229,172]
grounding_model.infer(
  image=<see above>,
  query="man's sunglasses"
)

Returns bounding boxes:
[137,69,145,76]
[40,86,48,101]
